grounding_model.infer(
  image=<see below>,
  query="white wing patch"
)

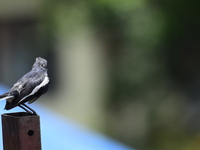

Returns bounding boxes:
[0,96,14,102]
[19,76,49,103]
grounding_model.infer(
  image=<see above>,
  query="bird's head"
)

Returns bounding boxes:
[32,57,48,70]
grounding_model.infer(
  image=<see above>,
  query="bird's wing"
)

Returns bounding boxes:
[0,71,34,102]
[10,71,33,94]
[18,75,49,104]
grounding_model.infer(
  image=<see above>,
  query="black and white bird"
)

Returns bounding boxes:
[0,57,49,115]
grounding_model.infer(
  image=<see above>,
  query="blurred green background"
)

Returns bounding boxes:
[0,0,200,150]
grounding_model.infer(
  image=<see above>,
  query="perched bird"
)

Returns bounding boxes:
[0,57,49,115]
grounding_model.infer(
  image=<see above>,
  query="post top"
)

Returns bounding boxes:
[2,112,39,118]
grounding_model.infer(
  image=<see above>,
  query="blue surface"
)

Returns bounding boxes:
[0,84,134,150]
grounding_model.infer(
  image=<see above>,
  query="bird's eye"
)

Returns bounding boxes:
[40,64,46,68]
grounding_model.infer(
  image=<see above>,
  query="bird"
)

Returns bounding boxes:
[0,57,49,115]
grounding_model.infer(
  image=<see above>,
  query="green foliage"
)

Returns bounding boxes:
[41,0,200,150]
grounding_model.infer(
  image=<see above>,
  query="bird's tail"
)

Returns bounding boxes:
[0,93,14,101]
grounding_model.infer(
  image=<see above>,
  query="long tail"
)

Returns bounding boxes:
[0,93,14,101]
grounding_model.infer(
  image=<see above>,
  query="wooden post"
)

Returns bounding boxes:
[1,112,41,150]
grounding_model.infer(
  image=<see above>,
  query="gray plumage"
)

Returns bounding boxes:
[0,57,49,115]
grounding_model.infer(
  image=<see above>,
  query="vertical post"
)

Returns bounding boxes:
[1,112,41,150]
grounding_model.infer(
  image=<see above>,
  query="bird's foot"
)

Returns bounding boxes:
[19,105,37,115]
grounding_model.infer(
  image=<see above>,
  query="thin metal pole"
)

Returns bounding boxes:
[1,112,41,150]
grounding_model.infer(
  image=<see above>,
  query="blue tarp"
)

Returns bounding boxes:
[0,84,134,150]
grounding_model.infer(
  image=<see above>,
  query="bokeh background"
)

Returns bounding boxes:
[0,0,200,150]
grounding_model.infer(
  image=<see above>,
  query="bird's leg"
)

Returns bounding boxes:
[22,103,37,115]
[19,105,32,114]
